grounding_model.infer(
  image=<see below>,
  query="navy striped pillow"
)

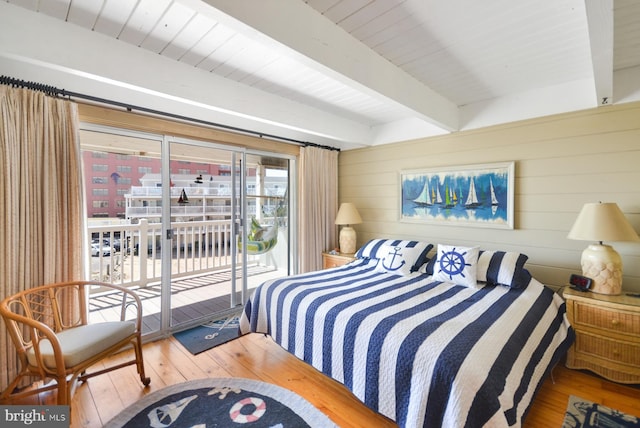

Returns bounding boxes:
[356,239,433,272]
[422,257,437,275]
[477,250,529,288]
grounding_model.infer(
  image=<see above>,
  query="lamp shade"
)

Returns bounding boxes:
[335,203,362,226]
[567,202,640,243]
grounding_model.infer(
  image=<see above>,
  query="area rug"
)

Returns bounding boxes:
[104,378,338,428]
[173,313,241,355]
[563,395,640,427]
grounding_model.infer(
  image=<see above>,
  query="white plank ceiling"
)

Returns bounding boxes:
[1,0,639,149]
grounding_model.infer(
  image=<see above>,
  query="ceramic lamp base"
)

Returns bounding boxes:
[339,226,356,254]
[580,244,623,295]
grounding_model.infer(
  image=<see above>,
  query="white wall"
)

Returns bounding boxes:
[339,102,640,292]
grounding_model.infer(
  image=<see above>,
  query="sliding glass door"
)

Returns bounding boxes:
[81,124,294,338]
[164,139,247,331]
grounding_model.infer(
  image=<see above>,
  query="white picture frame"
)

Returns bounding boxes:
[400,161,515,229]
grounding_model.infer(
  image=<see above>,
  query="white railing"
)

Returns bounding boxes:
[88,219,253,292]
[126,205,232,217]
[129,186,230,197]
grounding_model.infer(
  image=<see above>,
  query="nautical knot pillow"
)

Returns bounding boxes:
[357,239,433,272]
[374,244,427,276]
[432,244,480,288]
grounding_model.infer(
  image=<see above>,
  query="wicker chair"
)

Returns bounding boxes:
[0,281,150,405]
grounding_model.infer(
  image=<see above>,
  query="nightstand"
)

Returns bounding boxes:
[322,252,356,269]
[564,287,640,384]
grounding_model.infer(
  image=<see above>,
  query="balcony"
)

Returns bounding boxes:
[88,218,287,333]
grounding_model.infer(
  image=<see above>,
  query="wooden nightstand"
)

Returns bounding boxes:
[563,286,640,384]
[322,252,356,269]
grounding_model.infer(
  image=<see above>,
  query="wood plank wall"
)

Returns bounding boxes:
[338,101,640,292]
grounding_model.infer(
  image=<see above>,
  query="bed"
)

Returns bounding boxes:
[239,239,575,428]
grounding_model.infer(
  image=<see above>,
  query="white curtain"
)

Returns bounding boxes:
[298,146,339,272]
[0,86,85,392]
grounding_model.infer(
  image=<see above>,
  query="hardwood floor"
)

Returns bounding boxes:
[13,333,640,427]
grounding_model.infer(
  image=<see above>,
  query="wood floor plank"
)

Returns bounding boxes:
[80,365,127,425]
[71,389,100,428]
[524,362,640,427]
[140,341,189,388]
[164,336,232,379]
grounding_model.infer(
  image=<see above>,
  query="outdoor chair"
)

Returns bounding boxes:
[0,280,150,405]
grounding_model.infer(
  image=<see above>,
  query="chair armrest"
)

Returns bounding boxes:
[0,307,67,377]
[88,282,144,331]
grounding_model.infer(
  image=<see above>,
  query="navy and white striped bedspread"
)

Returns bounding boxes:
[239,259,574,428]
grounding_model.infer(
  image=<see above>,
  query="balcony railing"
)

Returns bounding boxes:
[88,219,258,293]
[128,186,230,197]
[125,205,232,217]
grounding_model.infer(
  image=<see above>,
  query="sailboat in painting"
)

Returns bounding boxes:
[489,178,498,205]
[490,177,499,215]
[444,182,457,208]
[464,177,480,208]
[413,181,433,206]
[434,184,443,205]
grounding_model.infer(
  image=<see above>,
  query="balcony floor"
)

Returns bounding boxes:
[89,264,286,335]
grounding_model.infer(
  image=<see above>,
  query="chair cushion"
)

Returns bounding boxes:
[27,321,136,369]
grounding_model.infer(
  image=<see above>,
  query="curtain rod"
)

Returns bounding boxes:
[0,75,341,152]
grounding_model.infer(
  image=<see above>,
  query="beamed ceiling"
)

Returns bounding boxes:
[1,0,639,150]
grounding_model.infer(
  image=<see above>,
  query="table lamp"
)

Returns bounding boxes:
[567,202,640,295]
[335,202,362,254]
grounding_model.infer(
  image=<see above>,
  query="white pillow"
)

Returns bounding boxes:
[432,244,480,288]
[374,244,424,276]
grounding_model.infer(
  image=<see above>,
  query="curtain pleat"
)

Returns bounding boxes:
[298,146,338,272]
[0,86,84,392]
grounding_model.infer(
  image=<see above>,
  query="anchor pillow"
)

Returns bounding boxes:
[374,244,426,276]
[432,244,480,288]
[356,239,433,272]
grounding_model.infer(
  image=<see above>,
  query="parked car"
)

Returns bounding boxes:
[91,242,111,257]
[92,238,120,252]
[133,242,158,255]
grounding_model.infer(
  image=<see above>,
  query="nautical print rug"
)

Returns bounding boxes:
[173,313,241,355]
[104,378,338,428]
[563,395,640,428]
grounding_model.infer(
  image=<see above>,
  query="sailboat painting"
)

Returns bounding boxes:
[400,162,514,229]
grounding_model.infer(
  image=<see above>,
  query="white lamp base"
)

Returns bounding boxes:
[580,244,623,295]
[339,226,356,254]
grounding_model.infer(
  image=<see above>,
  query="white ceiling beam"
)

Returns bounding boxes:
[585,0,614,106]
[197,0,459,131]
[0,2,371,149]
